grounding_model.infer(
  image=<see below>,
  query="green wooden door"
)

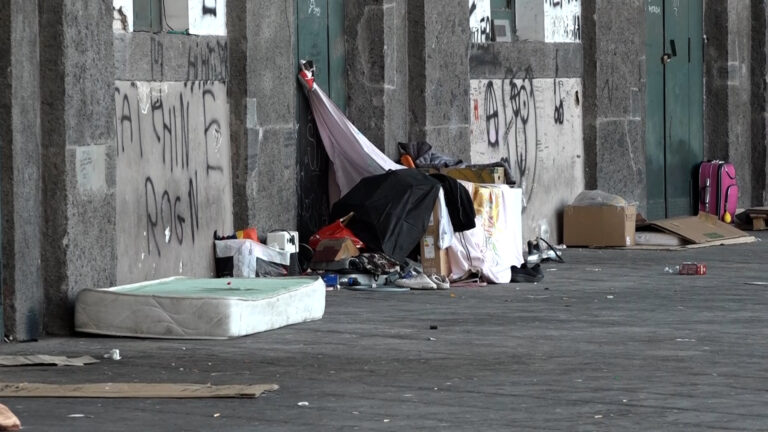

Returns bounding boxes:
[296,0,346,241]
[645,0,703,220]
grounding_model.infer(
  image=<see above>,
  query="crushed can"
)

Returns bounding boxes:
[679,262,707,275]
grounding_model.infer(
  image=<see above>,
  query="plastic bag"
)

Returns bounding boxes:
[572,190,628,207]
[308,213,365,250]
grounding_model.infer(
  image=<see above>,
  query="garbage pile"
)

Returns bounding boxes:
[212,61,532,289]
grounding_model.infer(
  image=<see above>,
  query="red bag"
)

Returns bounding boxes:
[308,213,365,250]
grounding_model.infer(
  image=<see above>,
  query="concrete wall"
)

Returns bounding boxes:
[752,0,768,206]
[112,11,233,283]
[704,1,763,208]
[113,81,233,283]
[589,0,647,215]
[0,0,43,341]
[468,4,584,242]
[346,0,409,159]
[244,0,298,234]
[420,0,472,160]
[38,0,117,334]
[469,77,584,240]
[725,0,753,208]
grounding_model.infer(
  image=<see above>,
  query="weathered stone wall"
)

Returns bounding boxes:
[244,0,298,235]
[0,0,44,341]
[469,0,584,242]
[38,0,117,334]
[346,0,409,159]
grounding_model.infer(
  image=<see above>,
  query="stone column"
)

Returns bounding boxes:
[406,0,471,161]
[0,0,43,341]
[245,0,298,233]
[39,0,116,334]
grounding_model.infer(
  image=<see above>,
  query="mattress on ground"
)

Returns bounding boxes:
[75,277,325,339]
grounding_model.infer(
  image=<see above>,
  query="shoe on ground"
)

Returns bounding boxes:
[427,274,450,289]
[395,273,437,290]
[510,263,544,283]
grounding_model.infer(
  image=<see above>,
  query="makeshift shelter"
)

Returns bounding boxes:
[330,170,442,262]
[299,62,454,249]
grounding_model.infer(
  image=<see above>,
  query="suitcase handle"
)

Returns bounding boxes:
[700,178,710,213]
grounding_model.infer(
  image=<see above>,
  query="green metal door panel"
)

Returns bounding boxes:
[646,0,703,219]
[687,0,703,169]
[328,0,346,112]
[133,0,161,32]
[297,0,331,242]
[298,0,330,90]
[296,0,346,242]
[664,0,692,217]
[645,0,666,221]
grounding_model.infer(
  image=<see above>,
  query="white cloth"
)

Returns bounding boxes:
[214,240,291,278]
[448,184,524,283]
[303,79,454,248]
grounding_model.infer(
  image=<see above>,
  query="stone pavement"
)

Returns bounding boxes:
[2,231,768,431]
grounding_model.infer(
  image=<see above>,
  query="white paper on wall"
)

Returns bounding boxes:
[469,0,492,43]
[188,0,227,36]
[113,0,133,32]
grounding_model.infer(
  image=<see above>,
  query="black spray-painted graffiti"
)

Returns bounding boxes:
[482,67,539,204]
[147,37,228,82]
[151,37,164,81]
[469,0,492,43]
[187,40,228,81]
[144,172,200,255]
[553,49,565,125]
[485,82,499,147]
[297,108,330,242]
[202,0,217,16]
[553,80,565,124]
[114,82,226,258]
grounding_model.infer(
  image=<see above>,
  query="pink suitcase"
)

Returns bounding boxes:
[698,161,738,222]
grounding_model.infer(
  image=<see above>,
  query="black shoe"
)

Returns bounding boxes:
[510,263,544,283]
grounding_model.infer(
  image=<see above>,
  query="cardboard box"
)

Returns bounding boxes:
[564,205,637,247]
[420,201,451,276]
[419,167,506,184]
[649,212,750,244]
[420,234,450,276]
[311,238,360,264]
[439,167,505,184]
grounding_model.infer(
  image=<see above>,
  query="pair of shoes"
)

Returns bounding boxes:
[395,273,437,290]
[510,263,544,283]
[428,274,450,289]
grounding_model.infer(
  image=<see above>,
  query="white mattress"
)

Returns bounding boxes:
[75,277,325,339]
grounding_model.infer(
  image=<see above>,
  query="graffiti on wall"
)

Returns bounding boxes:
[469,0,493,43]
[188,0,227,36]
[470,73,584,239]
[470,73,582,204]
[544,0,581,42]
[472,68,541,204]
[114,80,233,282]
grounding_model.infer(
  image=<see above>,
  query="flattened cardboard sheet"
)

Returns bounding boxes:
[0,382,278,399]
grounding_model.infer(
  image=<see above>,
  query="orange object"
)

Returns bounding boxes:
[400,154,416,168]
[308,213,365,250]
[236,227,259,242]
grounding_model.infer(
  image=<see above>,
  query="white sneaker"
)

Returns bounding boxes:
[395,273,437,290]
[428,274,450,289]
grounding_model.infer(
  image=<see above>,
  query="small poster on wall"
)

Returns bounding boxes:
[469,0,492,43]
